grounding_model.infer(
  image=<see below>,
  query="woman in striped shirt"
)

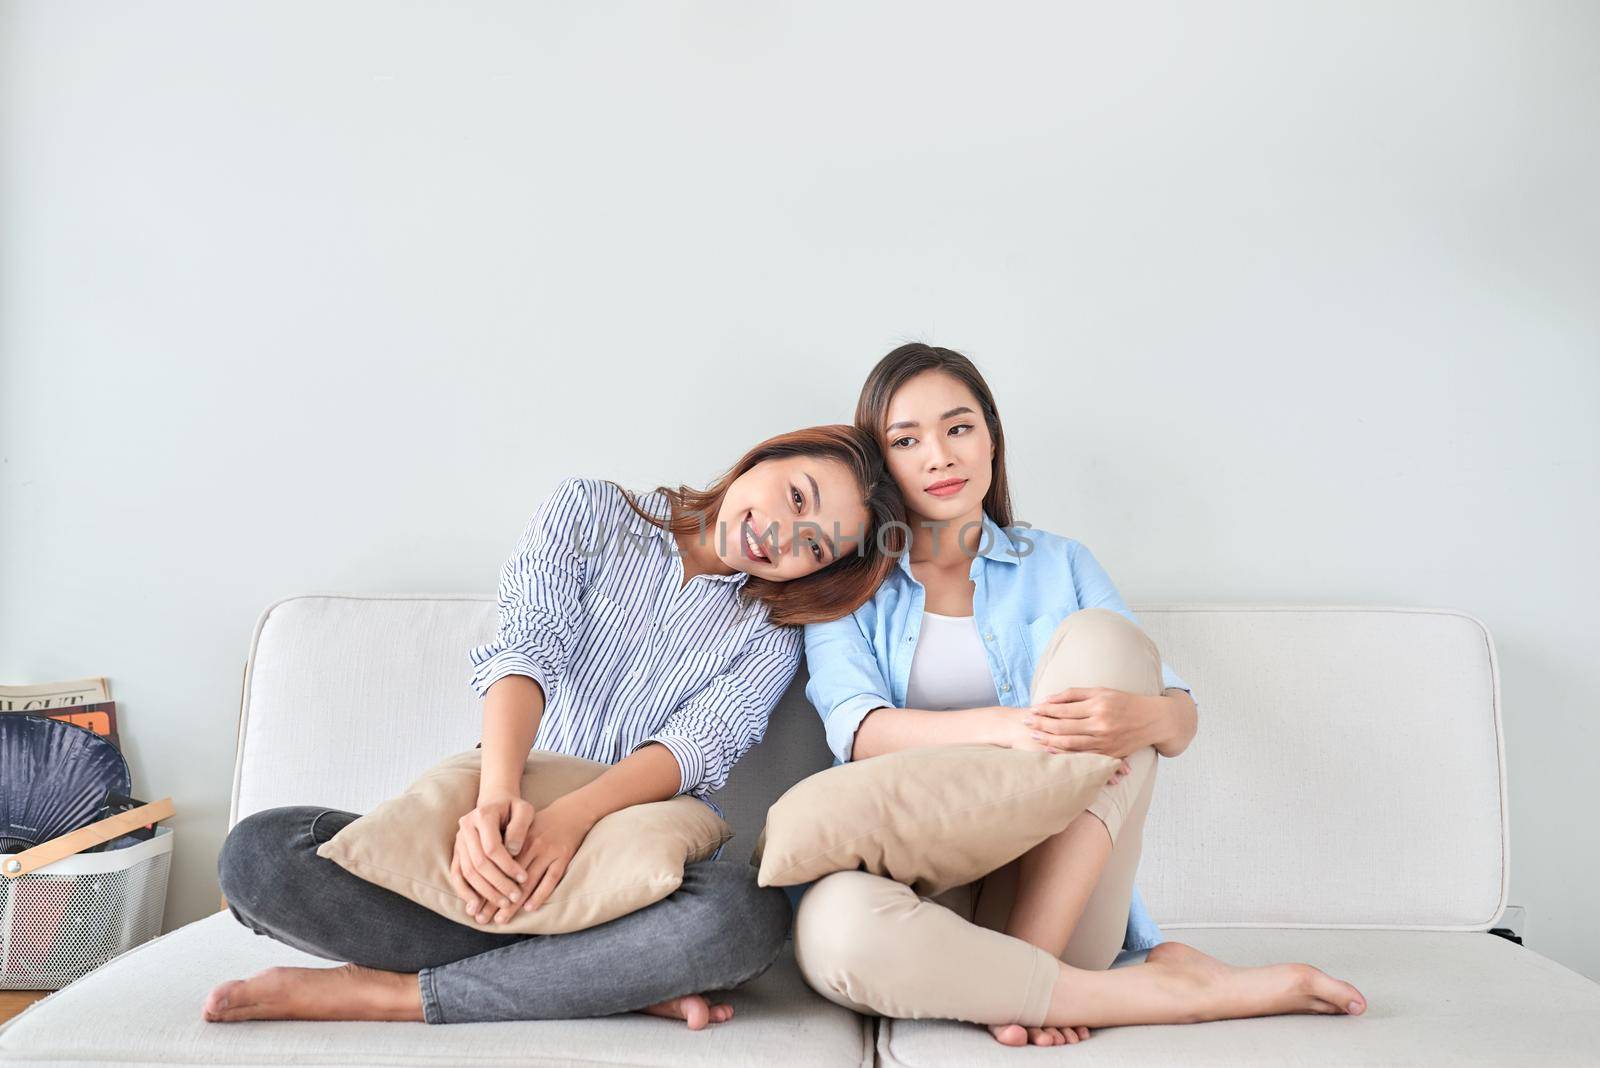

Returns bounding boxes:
[207,424,904,1029]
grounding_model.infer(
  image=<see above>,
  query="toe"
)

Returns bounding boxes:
[1317,975,1366,1015]
[202,980,244,1021]
[989,1023,1028,1046]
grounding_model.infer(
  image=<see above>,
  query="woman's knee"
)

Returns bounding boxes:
[216,805,323,921]
[675,860,792,987]
[793,871,919,1006]
[1033,608,1164,699]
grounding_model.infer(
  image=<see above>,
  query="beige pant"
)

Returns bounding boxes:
[793,607,1166,1027]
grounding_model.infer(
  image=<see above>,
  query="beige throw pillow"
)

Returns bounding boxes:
[752,745,1119,896]
[315,749,733,935]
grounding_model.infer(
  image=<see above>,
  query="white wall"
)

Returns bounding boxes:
[3,1,1597,979]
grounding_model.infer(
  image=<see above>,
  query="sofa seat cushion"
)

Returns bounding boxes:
[0,911,872,1067]
[877,928,1600,1067]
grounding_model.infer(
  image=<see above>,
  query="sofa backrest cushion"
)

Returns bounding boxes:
[231,597,1505,930]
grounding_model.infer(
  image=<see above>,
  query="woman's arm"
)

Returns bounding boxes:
[478,675,545,799]
[453,477,596,920]
[569,740,683,814]
[1154,687,1198,758]
[805,613,1040,760]
[851,689,1196,761]
[466,476,596,733]
[851,702,1030,760]
[635,622,805,797]
[482,626,803,923]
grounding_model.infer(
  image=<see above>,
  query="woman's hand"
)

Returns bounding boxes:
[1023,687,1165,760]
[481,795,600,925]
[448,790,535,924]
[994,707,1131,785]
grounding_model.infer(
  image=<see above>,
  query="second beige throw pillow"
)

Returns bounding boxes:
[752,745,1119,896]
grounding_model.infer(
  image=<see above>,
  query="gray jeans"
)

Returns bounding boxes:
[217,805,791,1025]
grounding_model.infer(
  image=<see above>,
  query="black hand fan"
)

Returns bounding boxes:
[0,714,133,854]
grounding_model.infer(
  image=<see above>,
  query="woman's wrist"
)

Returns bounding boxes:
[477,780,521,804]
[1148,689,1196,757]
[975,705,1028,747]
[547,789,604,829]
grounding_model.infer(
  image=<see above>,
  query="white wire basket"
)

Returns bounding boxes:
[0,825,173,989]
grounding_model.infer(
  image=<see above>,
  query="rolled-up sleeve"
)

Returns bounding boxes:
[467,476,596,702]
[632,621,804,798]
[1068,540,1198,708]
[803,613,894,764]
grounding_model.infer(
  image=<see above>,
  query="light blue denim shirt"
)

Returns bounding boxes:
[799,511,1195,955]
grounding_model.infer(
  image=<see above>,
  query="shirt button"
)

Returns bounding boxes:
[984,632,995,641]
[1000,683,1011,693]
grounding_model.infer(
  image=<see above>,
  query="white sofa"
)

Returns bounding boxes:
[4,595,1598,1066]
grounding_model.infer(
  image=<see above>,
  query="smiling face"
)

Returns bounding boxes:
[710,455,871,581]
[880,370,996,527]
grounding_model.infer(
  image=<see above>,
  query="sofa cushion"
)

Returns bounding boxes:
[877,928,1600,1067]
[0,910,873,1067]
[1131,607,1507,929]
[315,748,733,935]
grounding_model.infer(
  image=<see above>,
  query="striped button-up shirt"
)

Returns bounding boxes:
[467,476,804,806]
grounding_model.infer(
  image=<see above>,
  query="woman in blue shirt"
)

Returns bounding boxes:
[796,346,1367,1047]
[207,424,907,1030]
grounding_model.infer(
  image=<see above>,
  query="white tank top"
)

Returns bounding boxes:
[904,611,1001,711]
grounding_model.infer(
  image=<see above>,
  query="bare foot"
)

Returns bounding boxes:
[1145,942,1367,1021]
[639,994,734,1030]
[202,963,424,1022]
[986,1022,1091,1046]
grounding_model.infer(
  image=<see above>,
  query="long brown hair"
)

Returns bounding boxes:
[854,343,1014,526]
[608,425,905,626]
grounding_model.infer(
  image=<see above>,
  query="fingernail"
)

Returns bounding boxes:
[507,844,521,854]
[515,872,526,883]
[1031,731,1042,740]
[1348,1001,1361,1014]
[1022,716,1035,726]
[524,902,534,911]
[502,897,511,906]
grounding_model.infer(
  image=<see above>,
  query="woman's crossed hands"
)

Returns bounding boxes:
[447,790,599,926]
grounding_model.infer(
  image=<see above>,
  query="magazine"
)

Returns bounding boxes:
[0,677,111,710]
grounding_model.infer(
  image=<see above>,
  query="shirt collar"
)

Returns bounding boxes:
[894,510,1022,580]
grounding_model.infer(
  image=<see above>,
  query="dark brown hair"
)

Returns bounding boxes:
[608,424,905,626]
[854,343,1013,527]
